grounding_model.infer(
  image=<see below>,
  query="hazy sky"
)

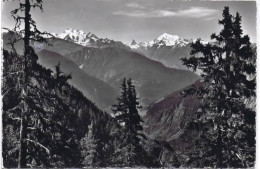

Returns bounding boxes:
[1,0,257,44]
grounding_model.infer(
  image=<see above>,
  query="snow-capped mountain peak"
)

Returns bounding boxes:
[86,32,98,40]
[129,33,191,49]
[53,28,130,49]
[129,40,139,49]
[155,33,180,44]
[149,33,189,47]
[53,28,99,46]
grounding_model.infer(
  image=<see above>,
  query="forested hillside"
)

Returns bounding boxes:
[2,49,112,167]
[2,49,173,167]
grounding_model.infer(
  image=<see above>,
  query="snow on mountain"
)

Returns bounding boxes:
[53,28,98,46]
[53,28,130,50]
[129,33,208,49]
[149,33,186,47]
[129,40,139,49]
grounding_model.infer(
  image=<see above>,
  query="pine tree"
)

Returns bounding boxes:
[112,78,148,167]
[2,1,82,167]
[126,78,145,146]
[5,0,52,167]
[112,78,128,126]
[54,62,72,88]
[2,50,82,167]
[181,7,255,168]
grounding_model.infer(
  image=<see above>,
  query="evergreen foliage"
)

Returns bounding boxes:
[112,78,158,167]
[2,49,116,167]
[3,0,53,167]
[181,7,256,168]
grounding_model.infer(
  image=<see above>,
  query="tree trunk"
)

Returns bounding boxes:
[24,0,31,56]
[216,128,223,167]
[18,0,31,167]
[158,147,164,167]
[18,101,27,168]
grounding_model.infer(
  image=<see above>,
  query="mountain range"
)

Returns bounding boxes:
[3,30,199,114]
[37,36,199,113]
[51,28,130,50]
[51,29,205,71]
[129,33,208,71]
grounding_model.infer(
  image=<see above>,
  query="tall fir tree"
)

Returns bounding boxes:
[112,78,147,167]
[2,1,82,168]
[181,7,255,168]
[5,0,52,167]
[2,50,82,167]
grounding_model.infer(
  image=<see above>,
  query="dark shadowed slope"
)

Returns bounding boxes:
[37,49,118,111]
[144,80,202,145]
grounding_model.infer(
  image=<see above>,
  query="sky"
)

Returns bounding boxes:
[1,0,257,44]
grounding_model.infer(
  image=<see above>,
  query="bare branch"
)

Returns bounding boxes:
[9,117,21,121]
[7,105,21,113]
[25,139,50,154]
[31,3,43,12]
[8,147,19,156]
[27,127,37,130]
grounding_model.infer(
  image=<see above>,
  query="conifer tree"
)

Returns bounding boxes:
[3,0,54,167]
[112,78,147,167]
[126,78,145,145]
[181,7,256,168]
[54,62,72,88]
[2,50,81,167]
[112,78,128,125]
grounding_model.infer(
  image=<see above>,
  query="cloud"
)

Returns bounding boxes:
[113,7,218,19]
[177,7,218,18]
[113,10,174,17]
[126,2,146,9]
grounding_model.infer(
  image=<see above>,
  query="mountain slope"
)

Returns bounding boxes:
[3,33,118,111]
[32,36,200,111]
[63,46,200,111]
[144,80,202,146]
[37,49,118,111]
[137,44,193,70]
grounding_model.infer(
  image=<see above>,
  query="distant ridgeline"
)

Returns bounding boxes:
[2,49,180,168]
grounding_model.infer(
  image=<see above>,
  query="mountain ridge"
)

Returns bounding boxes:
[51,28,130,50]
